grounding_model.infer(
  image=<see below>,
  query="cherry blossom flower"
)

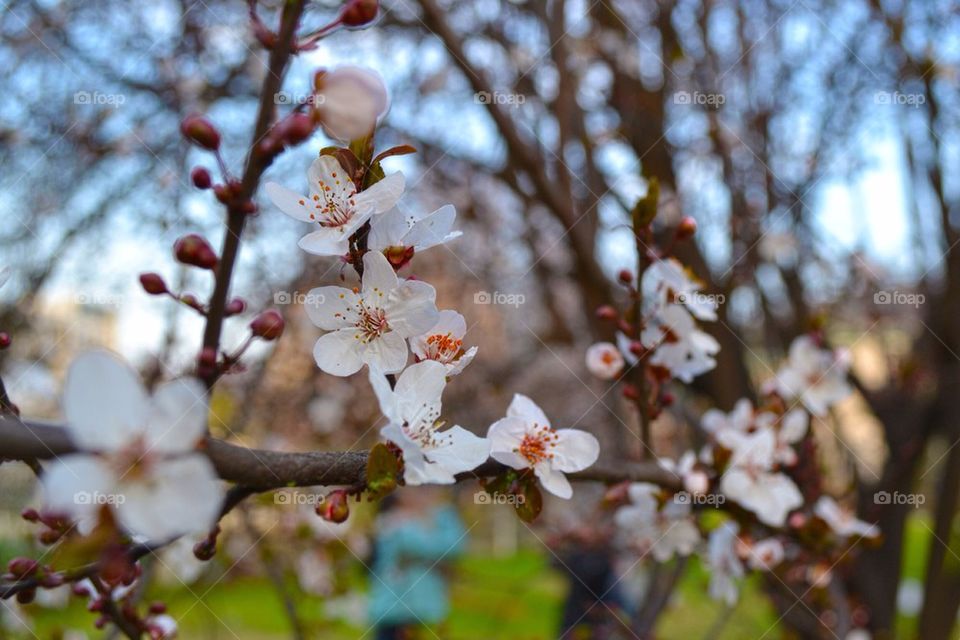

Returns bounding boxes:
[371,361,488,484]
[265,155,403,256]
[642,257,718,321]
[718,427,803,527]
[767,408,809,466]
[641,305,720,382]
[368,204,462,255]
[701,398,754,438]
[707,521,744,606]
[814,496,879,539]
[40,351,222,542]
[585,342,624,380]
[775,335,852,416]
[314,66,389,142]
[305,251,439,376]
[487,394,600,499]
[744,538,785,570]
[657,451,709,495]
[409,310,477,376]
[614,482,701,562]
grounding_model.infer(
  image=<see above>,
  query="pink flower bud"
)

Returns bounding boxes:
[174,234,218,270]
[180,115,221,151]
[317,490,350,523]
[595,305,618,321]
[280,113,316,147]
[139,272,168,295]
[0,332,10,349]
[6,557,38,579]
[191,167,212,189]
[20,508,39,522]
[225,298,247,316]
[250,310,284,341]
[340,0,379,27]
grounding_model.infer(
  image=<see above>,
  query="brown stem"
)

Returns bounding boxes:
[200,0,306,389]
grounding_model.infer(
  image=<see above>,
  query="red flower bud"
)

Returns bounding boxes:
[225,298,247,316]
[0,332,10,349]
[629,341,644,357]
[617,269,633,284]
[317,490,350,523]
[139,273,168,295]
[280,113,316,147]
[193,538,216,561]
[250,309,284,341]
[621,384,640,401]
[340,0,379,27]
[180,115,221,151]
[595,305,618,321]
[148,602,167,615]
[191,167,212,189]
[20,508,39,522]
[7,557,38,579]
[174,234,218,270]
[676,216,697,240]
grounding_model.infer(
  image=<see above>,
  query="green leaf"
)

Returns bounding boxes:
[632,179,660,229]
[366,443,400,499]
[515,476,543,523]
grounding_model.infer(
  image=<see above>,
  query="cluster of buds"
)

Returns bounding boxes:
[258,112,317,158]
[22,507,73,545]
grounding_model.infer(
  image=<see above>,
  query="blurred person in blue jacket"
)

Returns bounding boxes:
[368,486,467,640]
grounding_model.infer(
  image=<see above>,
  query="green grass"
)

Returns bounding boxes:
[15,548,782,639]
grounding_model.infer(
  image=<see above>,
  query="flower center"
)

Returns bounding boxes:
[354,304,389,343]
[300,171,358,229]
[424,332,463,363]
[515,424,558,465]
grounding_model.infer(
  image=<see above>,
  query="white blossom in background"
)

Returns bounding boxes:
[40,351,222,543]
[614,483,701,562]
[0,266,9,289]
[487,394,600,499]
[305,251,438,375]
[371,361,488,484]
[641,305,720,383]
[642,258,718,321]
[768,409,809,466]
[265,155,403,256]
[701,398,754,438]
[657,451,709,496]
[707,521,744,606]
[314,66,389,142]
[368,204,462,254]
[616,331,639,366]
[718,427,803,527]
[585,341,625,380]
[409,310,477,376]
[744,538,785,570]
[775,335,852,416]
[814,496,880,539]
